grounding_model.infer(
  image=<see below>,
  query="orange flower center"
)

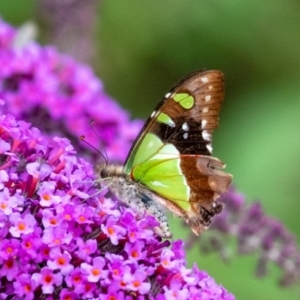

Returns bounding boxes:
[64,214,71,220]
[57,257,66,266]
[133,280,141,288]
[113,269,119,276]
[54,238,61,245]
[0,202,7,209]
[92,268,100,276]
[18,222,26,231]
[79,215,86,222]
[6,247,13,254]
[107,227,114,235]
[50,218,57,225]
[131,250,139,258]
[42,194,51,201]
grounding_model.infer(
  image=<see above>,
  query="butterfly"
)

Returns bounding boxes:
[101,70,232,237]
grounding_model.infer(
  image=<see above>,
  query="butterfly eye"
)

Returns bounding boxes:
[100,165,108,178]
[100,169,105,178]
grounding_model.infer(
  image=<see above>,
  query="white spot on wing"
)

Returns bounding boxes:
[183,133,188,139]
[201,120,207,128]
[202,130,211,141]
[182,122,189,131]
[206,144,213,153]
[201,77,209,83]
[203,107,209,113]
[165,92,171,98]
[205,95,211,102]
[208,85,213,90]
[151,110,156,118]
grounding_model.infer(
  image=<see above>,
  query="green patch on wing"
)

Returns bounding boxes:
[124,133,191,211]
[173,93,194,109]
[157,112,175,127]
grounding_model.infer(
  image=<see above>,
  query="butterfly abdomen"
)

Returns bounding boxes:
[101,165,172,237]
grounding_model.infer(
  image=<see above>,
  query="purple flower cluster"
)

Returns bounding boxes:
[187,187,300,287]
[0,18,142,163]
[0,111,235,299]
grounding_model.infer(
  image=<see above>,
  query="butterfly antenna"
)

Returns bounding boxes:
[89,119,109,168]
[80,135,107,167]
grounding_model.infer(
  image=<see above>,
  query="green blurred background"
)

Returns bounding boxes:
[1,0,300,298]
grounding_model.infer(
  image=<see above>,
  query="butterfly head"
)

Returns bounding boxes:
[100,164,123,179]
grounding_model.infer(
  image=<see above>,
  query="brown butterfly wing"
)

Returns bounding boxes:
[180,155,232,235]
[124,70,225,164]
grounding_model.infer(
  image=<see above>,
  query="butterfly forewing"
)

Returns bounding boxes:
[124,70,224,171]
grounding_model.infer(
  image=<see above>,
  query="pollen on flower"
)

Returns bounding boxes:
[57,257,66,266]
[129,232,135,239]
[133,281,141,288]
[17,222,26,231]
[113,269,119,276]
[1,202,7,209]
[54,238,61,245]
[42,194,51,201]
[50,218,57,225]
[6,247,13,254]
[64,214,71,220]
[78,215,86,222]
[162,260,169,267]
[131,250,139,258]
[92,268,100,276]
[107,227,114,235]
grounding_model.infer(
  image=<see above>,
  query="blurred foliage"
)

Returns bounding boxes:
[1,0,300,298]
